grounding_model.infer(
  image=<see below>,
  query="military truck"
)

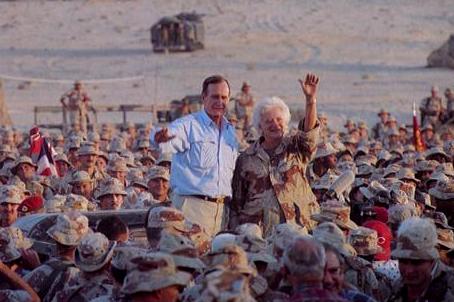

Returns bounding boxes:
[151,12,205,52]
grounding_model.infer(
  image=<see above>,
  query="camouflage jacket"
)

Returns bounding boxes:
[344,256,379,300]
[52,272,115,302]
[24,257,80,302]
[230,123,320,236]
[387,261,454,302]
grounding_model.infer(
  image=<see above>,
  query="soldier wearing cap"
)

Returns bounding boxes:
[25,212,90,301]
[231,74,320,237]
[235,81,255,130]
[147,166,171,203]
[308,142,339,186]
[283,236,347,301]
[54,153,72,178]
[421,124,441,148]
[78,143,107,186]
[372,109,389,140]
[420,85,444,130]
[53,232,117,301]
[10,155,36,186]
[60,81,91,135]
[106,156,129,187]
[388,217,454,302]
[445,87,454,120]
[156,152,172,170]
[96,177,127,210]
[0,185,23,227]
[121,252,191,302]
[69,170,95,201]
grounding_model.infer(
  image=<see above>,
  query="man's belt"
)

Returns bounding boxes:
[190,195,227,203]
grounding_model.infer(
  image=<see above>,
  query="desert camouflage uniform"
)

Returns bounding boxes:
[61,87,91,134]
[24,258,80,302]
[53,273,115,302]
[388,261,454,302]
[372,122,387,140]
[231,123,320,236]
[343,256,379,300]
[235,91,255,129]
[420,96,444,129]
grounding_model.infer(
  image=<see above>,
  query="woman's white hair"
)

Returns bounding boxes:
[252,96,291,134]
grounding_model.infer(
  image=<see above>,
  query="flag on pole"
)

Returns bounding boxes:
[413,101,426,152]
[29,127,58,176]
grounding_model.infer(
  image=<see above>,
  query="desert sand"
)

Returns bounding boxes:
[0,0,453,130]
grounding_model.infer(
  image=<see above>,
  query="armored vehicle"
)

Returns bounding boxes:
[151,12,205,52]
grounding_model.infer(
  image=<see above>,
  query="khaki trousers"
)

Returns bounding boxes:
[172,194,226,238]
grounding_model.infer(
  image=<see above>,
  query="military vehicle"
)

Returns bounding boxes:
[151,12,205,52]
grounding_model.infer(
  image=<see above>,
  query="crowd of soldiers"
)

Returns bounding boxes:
[0,81,453,302]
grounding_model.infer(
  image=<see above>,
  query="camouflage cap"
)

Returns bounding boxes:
[355,154,377,167]
[111,246,147,271]
[428,180,454,200]
[311,200,358,231]
[46,212,90,246]
[336,160,356,174]
[77,143,99,157]
[437,229,454,250]
[383,164,401,178]
[342,134,358,145]
[69,170,93,184]
[95,177,127,200]
[315,142,337,159]
[75,232,116,272]
[415,160,438,172]
[356,164,375,177]
[54,153,72,167]
[158,232,206,272]
[195,269,255,302]
[206,244,256,276]
[157,152,172,165]
[87,131,100,143]
[107,158,129,173]
[267,223,309,251]
[311,173,338,190]
[431,211,453,230]
[425,147,451,161]
[387,128,400,137]
[0,228,21,263]
[136,139,150,149]
[109,138,127,154]
[121,252,191,294]
[392,217,439,260]
[377,150,392,162]
[11,155,36,175]
[344,119,355,127]
[65,194,92,211]
[128,169,147,189]
[426,171,449,184]
[147,166,170,181]
[146,206,186,231]
[313,222,356,256]
[236,233,277,265]
[434,163,454,177]
[357,121,368,129]
[0,185,23,204]
[211,233,237,253]
[378,108,389,116]
[388,204,417,225]
[421,124,434,132]
[235,223,263,239]
[44,194,66,213]
[397,168,420,183]
[359,180,389,200]
[5,227,33,250]
[348,226,383,256]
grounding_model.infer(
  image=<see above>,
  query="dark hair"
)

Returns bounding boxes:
[202,75,230,96]
[96,216,128,241]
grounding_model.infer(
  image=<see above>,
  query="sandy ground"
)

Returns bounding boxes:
[0,0,454,130]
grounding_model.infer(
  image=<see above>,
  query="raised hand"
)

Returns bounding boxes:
[298,73,320,102]
[154,128,176,144]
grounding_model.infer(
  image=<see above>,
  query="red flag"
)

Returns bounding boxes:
[413,102,426,152]
[29,127,58,176]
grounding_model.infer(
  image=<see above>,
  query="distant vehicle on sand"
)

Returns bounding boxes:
[150,12,205,53]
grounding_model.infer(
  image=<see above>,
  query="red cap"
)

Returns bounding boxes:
[19,196,44,214]
[363,220,392,261]
[373,206,388,224]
